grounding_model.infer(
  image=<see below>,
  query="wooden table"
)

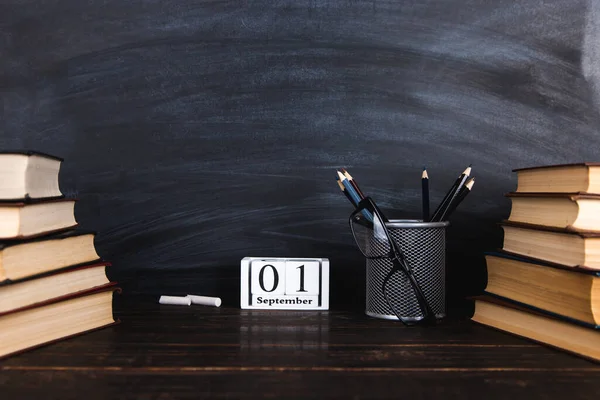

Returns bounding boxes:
[2,295,599,399]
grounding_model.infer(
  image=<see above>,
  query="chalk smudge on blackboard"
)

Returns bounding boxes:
[583,0,600,109]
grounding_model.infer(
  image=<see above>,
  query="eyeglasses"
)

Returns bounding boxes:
[349,197,437,326]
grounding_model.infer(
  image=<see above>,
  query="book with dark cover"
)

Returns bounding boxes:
[0,260,113,317]
[498,221,600,269]
[0,150,64,161]
[0,198,78,240]
[484,251,600,325]
[478,290,600,330]
[471,294,600,362]
[0,228,98,282]
[500,220,600,237]
[512,162,600,195]
[513,162,600,172]
[0,273,116,317]
[0,228,96,250]
[0,258,109,287]
[0,151,65,201]
[505,192,600,199]
[0,197,77,205]
[486,249,600,275]
[504,192,600,232]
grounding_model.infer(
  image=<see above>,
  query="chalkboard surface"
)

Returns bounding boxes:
[2,0,600,308]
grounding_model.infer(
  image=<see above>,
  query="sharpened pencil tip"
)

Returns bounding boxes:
[466,177,475,189]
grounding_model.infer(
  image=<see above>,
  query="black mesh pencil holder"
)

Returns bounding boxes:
[365,219,449,321]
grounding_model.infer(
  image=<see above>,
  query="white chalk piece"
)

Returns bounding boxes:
[159,295,191,306]
[187,295,222,307]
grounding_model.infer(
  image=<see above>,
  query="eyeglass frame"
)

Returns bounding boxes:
[348,197,439,326]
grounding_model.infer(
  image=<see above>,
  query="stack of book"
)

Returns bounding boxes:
[472,162,600,362]
[0,151,118,359]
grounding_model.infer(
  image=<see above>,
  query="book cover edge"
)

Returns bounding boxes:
[0,259,111,286]
[0,287,121,360]
[0,197,78,206]
[0,150,64,162]
[0,224,80,241]
[0,283,120,318]
[0,229,96,250]
[499,220,600,237]
[504,192,600,200]
[512,162,600,172]
[485,250,600,275]
[472,292,600,329]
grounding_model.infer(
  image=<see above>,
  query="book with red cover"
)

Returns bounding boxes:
[0,261,113,315]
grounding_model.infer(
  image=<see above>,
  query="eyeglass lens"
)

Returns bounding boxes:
[351,212,391,258]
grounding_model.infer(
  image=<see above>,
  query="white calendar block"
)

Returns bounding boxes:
[285,260,320,295]
[241,257,329,310]
[250,259,286,295]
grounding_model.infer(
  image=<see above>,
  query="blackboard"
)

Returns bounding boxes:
[2,0,600,308]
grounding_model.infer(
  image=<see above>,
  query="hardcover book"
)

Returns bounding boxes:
[0,151,64,201]
[0,285,120,359]
[500,220,600,270]
[0,198,77,239]
[513,162,600,194]
[471,294,600,362]
[505,192,600,232]
[484,251,600,325]
[0,261,112,315]
[0,229,99,282]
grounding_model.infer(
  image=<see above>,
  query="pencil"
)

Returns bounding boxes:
[340,168,365,200]
[337,170,373,221]
[430,164,471,222]
[337,170,361,206]
[444,177,475,219]
[337,178,354,206]
[421,167,429,222]
[437,172,472,221]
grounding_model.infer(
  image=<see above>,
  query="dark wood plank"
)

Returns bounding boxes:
[2,370,600,400]
[2,295,600,400]
[3,339,594,369]
[2,296,598,370]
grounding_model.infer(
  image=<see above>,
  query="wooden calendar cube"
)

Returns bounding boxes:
[240,257,329,310]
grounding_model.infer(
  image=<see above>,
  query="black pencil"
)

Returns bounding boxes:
[444,177,475,219]
[437,171,472,221]
[430,164,472,222]
[421,168,429,222]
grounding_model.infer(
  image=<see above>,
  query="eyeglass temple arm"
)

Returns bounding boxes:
[381,267,430,325]
[395,256,435,319]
